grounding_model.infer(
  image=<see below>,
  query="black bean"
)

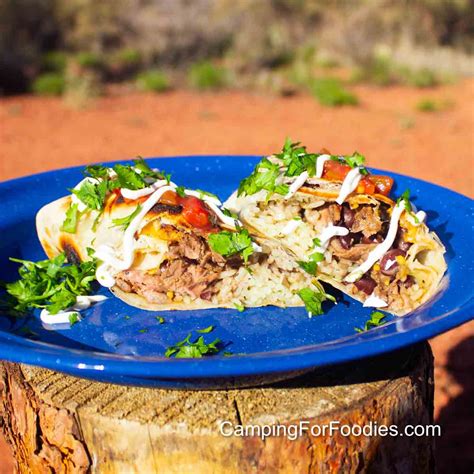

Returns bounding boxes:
[361,234,384,244]
[354,276,377,295]
[343,205,355,228]
[402,275,415,288]
[380,249,406,276]
[339,234,356,249]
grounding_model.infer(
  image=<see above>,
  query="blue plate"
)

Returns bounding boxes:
[0,156,472,388]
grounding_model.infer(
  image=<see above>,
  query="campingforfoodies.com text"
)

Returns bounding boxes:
[219,421,441,441]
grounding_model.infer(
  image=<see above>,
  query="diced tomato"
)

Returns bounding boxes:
[357,177,376,195]
[322,160,351,181]
[370,175,394,196]
[322,161,393,196]
[179,195,213,229]
[160,190,180,205]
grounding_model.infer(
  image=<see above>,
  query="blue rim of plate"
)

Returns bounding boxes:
[0,156,472,381]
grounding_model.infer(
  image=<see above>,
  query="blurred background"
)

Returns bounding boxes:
[0,0,472,472]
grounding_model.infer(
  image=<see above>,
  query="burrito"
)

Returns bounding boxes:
[225,140,447,316]
[36,159,328,311]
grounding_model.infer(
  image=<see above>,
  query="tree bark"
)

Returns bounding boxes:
[0,343,434,473]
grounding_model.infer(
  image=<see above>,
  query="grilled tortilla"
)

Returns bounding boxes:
[225,153,447,316]
[36,175,316,311]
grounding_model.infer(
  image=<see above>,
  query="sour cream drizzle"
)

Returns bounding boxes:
[314,225,350,253]
[363,293,388,308]
[40,295,107,325]
[285,171,309,199]
[345,201,405,283]
[71,169,239,287]
[336,167,363,204]
[315,154,331,178]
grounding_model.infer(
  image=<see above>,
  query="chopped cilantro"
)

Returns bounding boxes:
[344,152,365,169]
[195,189,220,200]
[113,164,147,190]
[237,157,289,200]
[355,311,387,333]
[275,137,318,177]
[175,185,186,198]
[71,179,109,211]
[222,208,238,219]
[398,189,412,212]
[208,228,254,263]
[68,312,80,326]
[233,302,245,312]
[139,328,148,333]
[297,252,325,275]
[313,237,321,247]
[165,329,222,358]
[133,158,165,180]
[84,164,109,179]
[196,325,214,333]
[124,315,131,320]
[155,316,165,324]
[111,205,142,230]
[60,203,80,233]
[5,254,97,315]
[297,283,335,317]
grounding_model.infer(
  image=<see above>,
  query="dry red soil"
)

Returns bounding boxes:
[0,80,472,472]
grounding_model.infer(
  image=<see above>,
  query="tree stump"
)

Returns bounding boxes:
[0,343,434,474]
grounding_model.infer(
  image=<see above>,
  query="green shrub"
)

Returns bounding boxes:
[76,52,103,70]
[188,61,227,90]
[415,98,452,112]
[41,51,68,73]
[115,48,141,66]
[135,70,170,93]
[405,68,438,88]
[31,73,65,96]
[309,78,358,107]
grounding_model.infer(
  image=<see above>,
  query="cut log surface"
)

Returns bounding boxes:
[0,343,434,474]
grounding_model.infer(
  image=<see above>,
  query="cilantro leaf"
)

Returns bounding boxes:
[132,158,165,180]
[297,283,335,317]
[60,203,80,233]
[233,302,245,312]
[297,252,324,275]
[68,312,80,326]
[397,189,413,213]
[175,186,186,198]
[355,311,387,333]
[345,152,366,168]
[196,325,214,333]
[111,205,142,230]
[275,138,318,177]
[71,179,108,211]
[155,316,165,324]
[5,254,97,315]
[222,207,238,219]
[84,164,109,179]
[165,329,222,358]
[208,228,254,263]
[237,157,289,200]
[113,164,147,190]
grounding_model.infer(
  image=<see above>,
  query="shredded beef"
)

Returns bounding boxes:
[350,206,382,238]
[330,238,375,262]
[115,232,233,303]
